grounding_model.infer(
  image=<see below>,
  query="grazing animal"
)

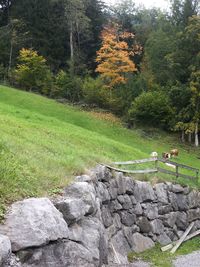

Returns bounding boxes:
[170,149,179,157]
[150,151,158,158]
[162,152,171,159]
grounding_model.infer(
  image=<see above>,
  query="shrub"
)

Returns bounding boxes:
[128,91,174,129]
[55,70,82,102]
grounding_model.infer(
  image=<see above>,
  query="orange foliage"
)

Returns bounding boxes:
[96,24,142,87]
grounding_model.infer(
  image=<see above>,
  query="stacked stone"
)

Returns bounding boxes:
[94,166,200,264]
[0,165,200,267]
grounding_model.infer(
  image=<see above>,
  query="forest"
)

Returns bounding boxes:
[0,0,199,145]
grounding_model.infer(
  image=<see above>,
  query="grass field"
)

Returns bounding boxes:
[128,237,200,267]
[0,85,200,216]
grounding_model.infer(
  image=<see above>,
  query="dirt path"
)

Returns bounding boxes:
[173,250,200,267]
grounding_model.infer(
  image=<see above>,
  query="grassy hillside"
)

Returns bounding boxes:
[0,85,200,215]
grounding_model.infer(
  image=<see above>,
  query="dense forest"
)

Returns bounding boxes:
[0,0,199,145]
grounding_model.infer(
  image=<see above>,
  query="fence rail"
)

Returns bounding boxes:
[106,157,199,180]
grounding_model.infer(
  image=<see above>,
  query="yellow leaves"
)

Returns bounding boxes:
[96,24,142,88]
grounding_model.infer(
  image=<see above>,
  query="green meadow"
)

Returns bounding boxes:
[0,85,200,216]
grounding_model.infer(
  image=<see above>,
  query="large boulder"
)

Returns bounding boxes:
[0,235,11,265]
[18,240,98,267]
[0,198,69,252]
[132,233,155,253]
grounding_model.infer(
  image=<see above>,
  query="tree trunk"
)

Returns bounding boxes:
[195,121,199,147]
[69,21,74,75]
[188,132,192,143]
[8,37,13,78]
[181,130,185,143]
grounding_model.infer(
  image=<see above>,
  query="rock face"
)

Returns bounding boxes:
[0,234,11,265]
[1,166,200,267]
[0,198,69,252]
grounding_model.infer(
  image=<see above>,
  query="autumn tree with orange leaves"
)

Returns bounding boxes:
[96,24,141,88]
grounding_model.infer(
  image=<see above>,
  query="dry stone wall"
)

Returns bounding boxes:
[0,165,200,267]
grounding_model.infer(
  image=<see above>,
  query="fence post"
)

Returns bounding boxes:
[176,166,179,178]
[196,170,199,179]
[155,157,158,170]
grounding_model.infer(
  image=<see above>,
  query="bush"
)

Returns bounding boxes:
[82,77,106,106]
[128,91,174,129]
[15,48,53,95]
[55,70,82,102]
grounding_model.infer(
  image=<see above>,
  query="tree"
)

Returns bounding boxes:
[190,70,200,147]
[128,91,174,129]
[64,0,91,75]
[15,48,52,94]
[96,24,141,87]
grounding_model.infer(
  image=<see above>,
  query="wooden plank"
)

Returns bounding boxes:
[161,229,200,252]
[178,173,196,180]
[170,222,194,254]
[157,167,177,176]
[158,158,199,172]
[113,158,156,165]
[157,167,195,180]
[102,164,158,174]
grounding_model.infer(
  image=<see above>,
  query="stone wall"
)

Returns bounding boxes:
[0,165,200,267]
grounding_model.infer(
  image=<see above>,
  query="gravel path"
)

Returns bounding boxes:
[173,250,200,267]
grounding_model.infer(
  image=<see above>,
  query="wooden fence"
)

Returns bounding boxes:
[103,157,199,180]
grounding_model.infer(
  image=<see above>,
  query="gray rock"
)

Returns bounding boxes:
[154,183,168,204]
[109,200,122,212]
[121,195,133,210]
[133,181,156,203]
[136,217,152,233]
[143,204,158,220]
[187,209,200,222]
[176,194,189,211]
[168,192,178,211]
[150,219,164,234]
[95,165,112,182]
[75,174,92,182]
[115,172,126,195]
[120,211,136,227]
[130,195,137,205]
[113,213,121,230]
[108,230,131,264]
[157,232,171,245]
[101,206,113,228]
[171,184,184,193]
[0,235,11,265]
[109,180,118,200]
[64,182,97,214]
[188,191,200,209]
[132,203,143,216]
[54,197,89,224]
[18,240,98,267]
[132,233,155,253]
[158,204,173,215]
[125,177,135,194]
[3,254,22,267]
[162,212,178,228]
[0,198,69,252]
[176,212,188,230]
[96,182,110,204]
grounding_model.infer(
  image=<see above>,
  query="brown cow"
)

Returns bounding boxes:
[170,149,179,157]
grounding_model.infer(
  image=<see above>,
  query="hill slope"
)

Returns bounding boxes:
[0,85,199,213]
